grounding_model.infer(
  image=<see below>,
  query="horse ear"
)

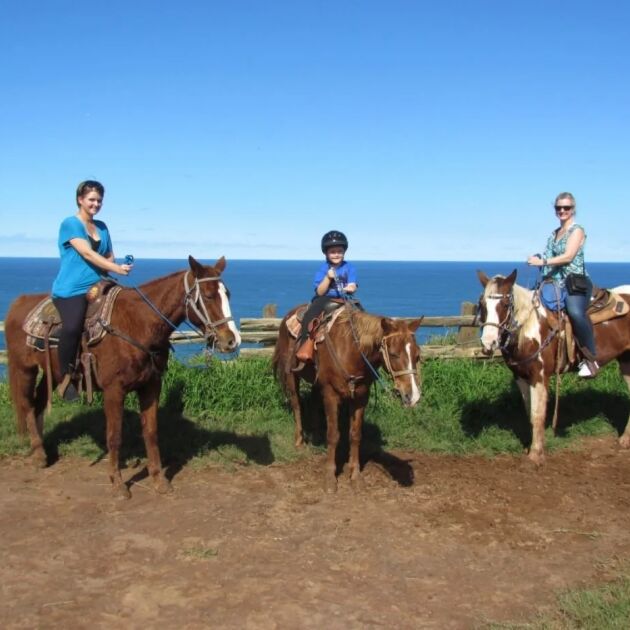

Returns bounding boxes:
[188,255,204,276]
[214,256,226,273]
[506,269,518,286]
[477,270,490,287]
[381,317,397,335]
[407,316,424,333]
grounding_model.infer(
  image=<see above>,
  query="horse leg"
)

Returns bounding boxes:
[137,378,172,494]
[10,361,47,468]
[617,359,630,448]
[286,372,304,447]
[515,377,531,418]
[348,397,367,492]
[527,379,549,466]
[322,386,340,493]
[103,388,131,499]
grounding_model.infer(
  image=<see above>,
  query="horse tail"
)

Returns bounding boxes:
[271,318,290,395]
[5,300,28,434]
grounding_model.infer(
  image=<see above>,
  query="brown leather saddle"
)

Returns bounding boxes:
[587,287,629,324]
[549,287,630,367]
[23,280,123,350]
[285,300,347,342]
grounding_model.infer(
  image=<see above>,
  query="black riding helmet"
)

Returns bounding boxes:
[321,230,348,253]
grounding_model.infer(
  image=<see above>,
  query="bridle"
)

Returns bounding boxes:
[183,272,234,343]
[478,290,519,339]
[478,286,560,365]
[380,332,419,378]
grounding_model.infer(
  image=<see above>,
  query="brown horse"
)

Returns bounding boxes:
[5,256,240,498]
[273,304,423,492]
[477,269,630,464]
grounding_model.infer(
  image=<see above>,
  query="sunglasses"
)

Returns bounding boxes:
[554,205,574,212]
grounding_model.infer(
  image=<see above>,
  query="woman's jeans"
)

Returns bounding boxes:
[52,295,88,374]
[565,277,596,358]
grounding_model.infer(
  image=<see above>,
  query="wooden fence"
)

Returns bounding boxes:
[0,301,499,365]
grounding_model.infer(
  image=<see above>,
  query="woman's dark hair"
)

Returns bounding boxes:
[76,180,105,206]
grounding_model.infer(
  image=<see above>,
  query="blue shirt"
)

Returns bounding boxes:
[313,260,358,298]
[51,216,113,298]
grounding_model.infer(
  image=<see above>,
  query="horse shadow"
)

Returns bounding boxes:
[459,380,629,448]
[43,386,274,484]
[295,386,414,487]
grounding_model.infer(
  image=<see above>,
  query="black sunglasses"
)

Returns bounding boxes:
[554,205,574,211]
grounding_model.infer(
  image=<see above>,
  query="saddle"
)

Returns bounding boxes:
[587,287,629,324]
[22,281,123,405]
[546,288,629,368]
[23,280,123,349]
[285,301,346,343]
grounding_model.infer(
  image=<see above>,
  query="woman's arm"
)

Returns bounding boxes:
[69,238,131,275]
[527,228,585,267]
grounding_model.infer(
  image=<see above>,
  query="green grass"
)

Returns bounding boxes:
[0,356,627,467]
[488,571,630,629]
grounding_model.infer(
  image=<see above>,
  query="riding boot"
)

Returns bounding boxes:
[295,337,315,363]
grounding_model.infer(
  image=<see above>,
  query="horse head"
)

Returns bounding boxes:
[380,316,424,406]
[476,269,518,355]
[185,255,241,353]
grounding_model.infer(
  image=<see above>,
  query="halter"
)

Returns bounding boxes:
[183,272,234,342]
[380,332,418,378]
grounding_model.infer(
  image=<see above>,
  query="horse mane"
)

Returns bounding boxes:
[335,309,384,354]
[510,281,544,350]
[511,282,536,323]
[137,270,184,291]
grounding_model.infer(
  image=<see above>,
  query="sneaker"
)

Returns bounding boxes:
[578,360,599,378]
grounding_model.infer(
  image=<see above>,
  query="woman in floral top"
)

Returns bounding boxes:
[527,192,598,377]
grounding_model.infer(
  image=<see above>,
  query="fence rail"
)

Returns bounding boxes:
[0,301,498,365]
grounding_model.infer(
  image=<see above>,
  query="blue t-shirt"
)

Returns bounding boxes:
[313,260,358,298]
[51,216,113,298]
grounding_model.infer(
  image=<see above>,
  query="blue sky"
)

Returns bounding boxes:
[1,0,628,261]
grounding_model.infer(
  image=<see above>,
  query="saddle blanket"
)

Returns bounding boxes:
[22,284,123,350]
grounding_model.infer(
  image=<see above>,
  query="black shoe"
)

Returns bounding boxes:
[62,382,80,402]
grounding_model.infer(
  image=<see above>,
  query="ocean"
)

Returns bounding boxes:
[2,257,630,376]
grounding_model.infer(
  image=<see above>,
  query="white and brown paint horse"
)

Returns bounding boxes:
[477,269,630,464]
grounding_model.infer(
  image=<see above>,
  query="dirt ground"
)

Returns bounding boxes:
[1,436,630,630]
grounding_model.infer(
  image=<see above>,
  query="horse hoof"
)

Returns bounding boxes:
[619,435,630,449]
[324,476,338,494]
[112,484,132,500]
[29,451,48,469]
[350,475,365,493]
[526,452,545,467]
[154,477,173,494]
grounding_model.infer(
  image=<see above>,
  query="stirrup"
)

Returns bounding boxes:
[57,372,81,401]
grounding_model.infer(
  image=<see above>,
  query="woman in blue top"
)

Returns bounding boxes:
[294,230,358,364]
[527,192,598,377]
[52,180,133,399]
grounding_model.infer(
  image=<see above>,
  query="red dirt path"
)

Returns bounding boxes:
[1,436,630,629]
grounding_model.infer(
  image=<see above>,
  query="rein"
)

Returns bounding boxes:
[479,289,560,365]
[104,271,234,359]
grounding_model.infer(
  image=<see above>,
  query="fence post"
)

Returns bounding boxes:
[262,303,277,318]
[456,301,478,345]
